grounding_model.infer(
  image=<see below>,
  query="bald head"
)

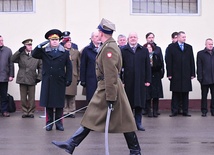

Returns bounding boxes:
[128,32,138,46]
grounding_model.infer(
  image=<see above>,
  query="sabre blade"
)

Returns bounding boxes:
[105,107,112,155]
[43,106,88,129]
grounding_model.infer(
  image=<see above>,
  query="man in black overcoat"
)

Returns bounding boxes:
[165,31,195,117]
[80,31,100,103]
[197,38,214,117]
[32,29,72,131]
[121,32,151,131]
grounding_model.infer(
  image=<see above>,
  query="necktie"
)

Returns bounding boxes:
[180,44,184,51]
[132,47,135,52]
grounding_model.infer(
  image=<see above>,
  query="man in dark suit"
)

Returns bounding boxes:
[80,31,100,103]
[197,38,214,117]
[165,31,195,117]
[121,32,151,131]
[32,29,72,131]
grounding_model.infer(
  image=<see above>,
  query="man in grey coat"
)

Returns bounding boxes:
[0,35,14,117]
[11,39,42,118]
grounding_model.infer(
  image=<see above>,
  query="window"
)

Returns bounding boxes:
[132,0,199,15]
[0,0,34,12]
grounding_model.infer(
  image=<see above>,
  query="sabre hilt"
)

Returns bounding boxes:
[107,101,114,111]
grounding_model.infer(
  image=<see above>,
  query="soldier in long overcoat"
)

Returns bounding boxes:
[11,39,42,118]
[61,37,80,118]
[52,18,142,155]
[32,29,72,131]
[121,32,151,131]
[165,31,195,117]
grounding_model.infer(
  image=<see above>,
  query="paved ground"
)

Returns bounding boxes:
[0,111,214,155]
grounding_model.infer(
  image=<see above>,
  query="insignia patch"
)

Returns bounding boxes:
[107,52,112,58]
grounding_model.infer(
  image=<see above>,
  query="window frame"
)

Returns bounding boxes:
[130,0,201,16]
[0,0,36,14]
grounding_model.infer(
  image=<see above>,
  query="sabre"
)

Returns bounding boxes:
[105,104,113,155]
[43,106,88,129]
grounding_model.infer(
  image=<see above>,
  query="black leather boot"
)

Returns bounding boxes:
[124,132,141,155]
[46,108,54,131]
[134,108,145,131]
[52,126,90,154]
[55,108,64,131]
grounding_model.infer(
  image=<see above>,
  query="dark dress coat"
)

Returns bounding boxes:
[80,41,98,102]
[165,42,195,92]
[81,37,137,133]
[146,52,164,99]
[121,44,151,109]
[11,50,42,85]
[197,48,214,85]
[32,44,72,108]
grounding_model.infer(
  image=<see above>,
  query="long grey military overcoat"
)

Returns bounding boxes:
[81,37,137,133]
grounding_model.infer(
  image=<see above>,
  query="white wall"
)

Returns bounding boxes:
[1,0,213,100]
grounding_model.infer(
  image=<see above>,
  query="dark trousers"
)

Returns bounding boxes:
[171,92,189,114]
[46,108,63,127]
[0,82,9,113]
[201,84,214,114]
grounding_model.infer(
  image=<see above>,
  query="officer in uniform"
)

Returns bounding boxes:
[62,31,79,50]
[32,29,72,131]
[52,19,141,155]
[61,37,80,118]
[11,39,42,118]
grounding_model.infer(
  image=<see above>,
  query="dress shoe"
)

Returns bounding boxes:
[2,112,10,117]
[28,114,34,118]
[22,114,28,118]
[46,125,53,131]
[52,141,75,154]
[201,113,207,117]
[56,125,64,131]
[137,125,145,131]
[153,113,158,117]
[183,113,191,117]
[169,113,177,117]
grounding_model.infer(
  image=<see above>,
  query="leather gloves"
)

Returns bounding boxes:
[38,40,49,48]
[80,81,86,87]
[107,101,115,109]
[18,46,26,52]
[66,81,71,86]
